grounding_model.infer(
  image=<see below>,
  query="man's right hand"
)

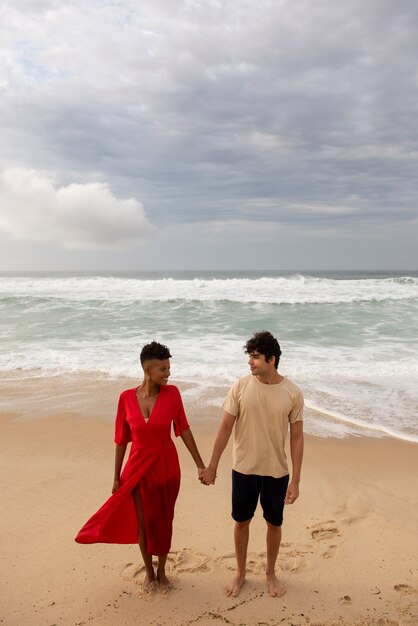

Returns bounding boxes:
[112,479,120,494]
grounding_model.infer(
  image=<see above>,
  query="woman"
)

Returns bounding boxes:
[75,341,205,591]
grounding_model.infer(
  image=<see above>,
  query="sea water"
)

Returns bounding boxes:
[1,270,417,441]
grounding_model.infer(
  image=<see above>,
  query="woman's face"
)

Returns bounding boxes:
[144,358,171,386]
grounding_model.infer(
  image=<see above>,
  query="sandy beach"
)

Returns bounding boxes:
[1,375,417,626]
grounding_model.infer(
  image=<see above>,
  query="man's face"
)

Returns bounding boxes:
[247,351,271,376]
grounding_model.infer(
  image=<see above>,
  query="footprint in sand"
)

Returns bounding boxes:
[309,520,341,543]
[338,594,352,605]
[333,501,371,526]
[216,544,313,576]
[167,548,211,574]
[393,579,418,617]
[279,543,314,572]
[394,583,417,595]
[120,548,211,586]
[215,551,266,575]
[119,562,147,584]
[246,553,267,575]
[322,544,338,559]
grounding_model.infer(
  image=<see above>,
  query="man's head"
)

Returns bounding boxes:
[244,331,282,370]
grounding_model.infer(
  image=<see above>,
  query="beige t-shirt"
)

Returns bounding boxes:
[222,374,304,478]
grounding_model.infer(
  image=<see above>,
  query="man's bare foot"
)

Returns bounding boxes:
[266,573,286,597]
[224,574,246,597]
[142,570,156,592]
[156,570,173,592]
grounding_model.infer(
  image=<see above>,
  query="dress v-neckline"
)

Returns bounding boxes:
[135,386,161,423]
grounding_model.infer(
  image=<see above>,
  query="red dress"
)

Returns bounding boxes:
[75,385,190,555]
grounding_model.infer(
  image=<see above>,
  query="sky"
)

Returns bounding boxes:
[0,0,417,271]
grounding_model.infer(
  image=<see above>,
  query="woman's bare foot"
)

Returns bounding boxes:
[142,569,156,592]
[266,573,286,597]
[156,569,173,592]
[224,573,246,597]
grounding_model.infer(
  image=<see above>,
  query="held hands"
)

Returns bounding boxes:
[198,466,216,486]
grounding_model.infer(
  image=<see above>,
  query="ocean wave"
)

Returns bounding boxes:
[306,402,418,443]
[1,274,417,305]
[1,272,417,441]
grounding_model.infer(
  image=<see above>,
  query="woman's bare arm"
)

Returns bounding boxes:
[180,428,205,472]
[112,443,127,493]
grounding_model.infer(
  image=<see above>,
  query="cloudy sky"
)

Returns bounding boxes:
[0,0,417,270]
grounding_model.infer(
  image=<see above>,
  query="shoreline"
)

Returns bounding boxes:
[1,379,418,625]
[1,370,417,443]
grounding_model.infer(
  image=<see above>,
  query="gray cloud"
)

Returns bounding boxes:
[0,0,417,267]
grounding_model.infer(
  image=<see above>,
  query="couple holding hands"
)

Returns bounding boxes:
[75,331,304,598]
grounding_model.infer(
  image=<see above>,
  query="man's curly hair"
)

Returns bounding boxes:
[244,331,282,369]
[140,341,172,364]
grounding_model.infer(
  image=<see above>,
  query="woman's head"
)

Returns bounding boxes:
[140,341,172,385]
[140,341,172,365]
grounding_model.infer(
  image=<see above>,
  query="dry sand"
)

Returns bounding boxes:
[1,375,417,625]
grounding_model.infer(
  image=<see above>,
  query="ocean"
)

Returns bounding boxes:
[1,270,417,442]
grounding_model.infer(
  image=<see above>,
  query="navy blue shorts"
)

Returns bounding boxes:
[232,470,289,527]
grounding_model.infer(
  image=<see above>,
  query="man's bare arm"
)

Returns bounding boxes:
[202,411,236,485]
[285,420,304,504]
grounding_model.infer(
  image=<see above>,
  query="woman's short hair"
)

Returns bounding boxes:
[140,341,172,364]
[244,331,282,369]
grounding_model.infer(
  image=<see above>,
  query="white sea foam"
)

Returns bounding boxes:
[305,402,418,443]
[0,274,417,304]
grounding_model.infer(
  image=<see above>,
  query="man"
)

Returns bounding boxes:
[201,331,304,598]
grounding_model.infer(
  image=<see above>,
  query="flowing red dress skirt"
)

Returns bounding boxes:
[75,385,189,555]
